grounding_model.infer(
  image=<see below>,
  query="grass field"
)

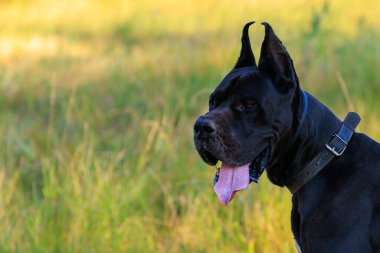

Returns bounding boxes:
[0,0,379,252]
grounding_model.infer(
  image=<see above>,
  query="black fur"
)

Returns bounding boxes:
[193,22,380,252]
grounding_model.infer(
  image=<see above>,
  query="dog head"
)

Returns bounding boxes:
[193,22,300,204]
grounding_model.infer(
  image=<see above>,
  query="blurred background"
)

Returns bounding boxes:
[0,0,379,252]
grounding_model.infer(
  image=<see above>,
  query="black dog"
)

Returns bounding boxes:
[193,22,380,252]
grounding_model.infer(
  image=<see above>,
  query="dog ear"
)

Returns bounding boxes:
[258,22,298,93]
[234,21,257,69]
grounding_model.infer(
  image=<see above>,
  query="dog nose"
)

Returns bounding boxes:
[194,117,216,139]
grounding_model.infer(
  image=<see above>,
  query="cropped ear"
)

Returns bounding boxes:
[234,21,257,69]
[258,22,298,93]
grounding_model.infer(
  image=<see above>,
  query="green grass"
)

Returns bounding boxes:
[0,0,379,252]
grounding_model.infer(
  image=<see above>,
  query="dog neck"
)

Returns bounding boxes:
[266,89,342,187]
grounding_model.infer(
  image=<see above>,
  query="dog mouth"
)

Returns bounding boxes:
[212,147,270,205]
[199,148,219,166]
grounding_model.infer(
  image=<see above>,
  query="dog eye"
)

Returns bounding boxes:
[209,99,217,110]
[239,101,256,111]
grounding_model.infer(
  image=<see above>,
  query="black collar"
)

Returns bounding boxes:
[285,112,361,194]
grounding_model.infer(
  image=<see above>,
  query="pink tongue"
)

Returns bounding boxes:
[214,163,250,205]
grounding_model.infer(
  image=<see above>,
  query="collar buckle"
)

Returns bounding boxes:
[325,134,348,156]
[325,142,346,156]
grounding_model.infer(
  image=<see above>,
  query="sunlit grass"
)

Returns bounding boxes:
[0,0,379,252]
